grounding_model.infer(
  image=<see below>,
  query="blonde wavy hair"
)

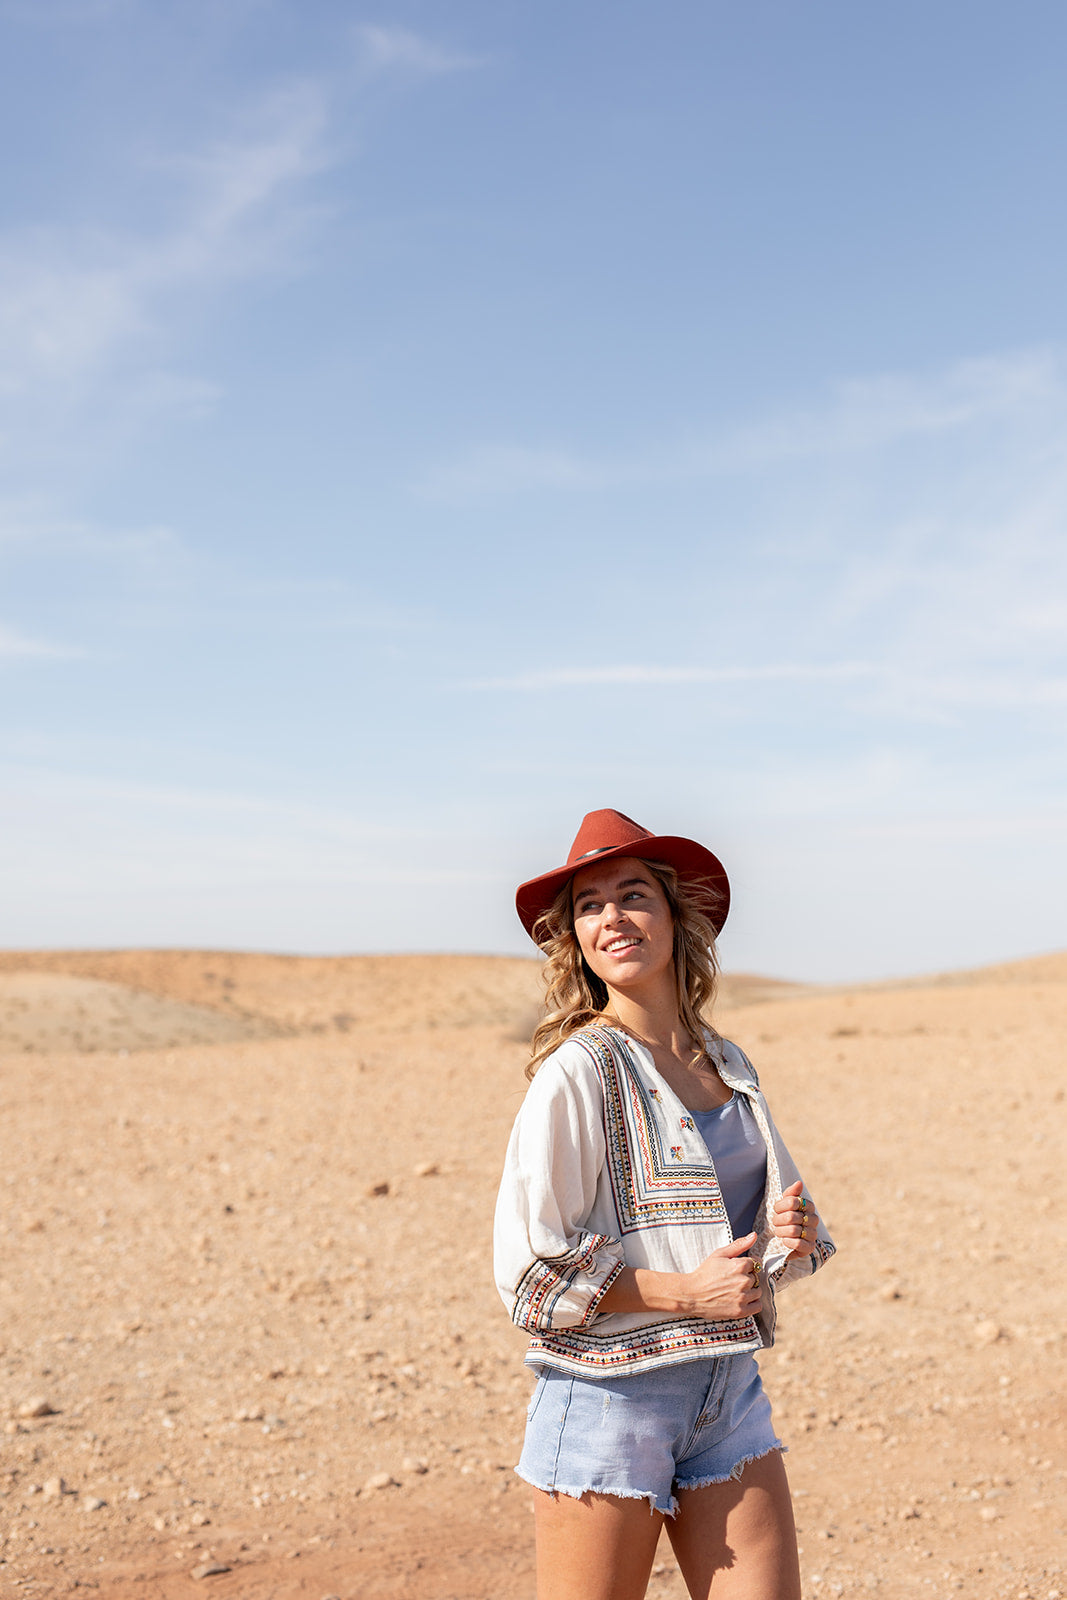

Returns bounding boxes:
[526,858,723,1076]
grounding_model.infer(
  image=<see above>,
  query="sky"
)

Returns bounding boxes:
[1,0,1065,981]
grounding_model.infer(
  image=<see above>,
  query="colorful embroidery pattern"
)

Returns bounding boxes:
[573,1028,728,1233]
[524,1313,762,1375]
[511,1230,617,1332]
[680,1115,695,1131]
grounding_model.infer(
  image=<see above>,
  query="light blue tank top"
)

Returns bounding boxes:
[692,1093,767,1242]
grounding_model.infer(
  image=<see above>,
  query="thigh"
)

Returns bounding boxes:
[533,1487,664,1600]
[666,1450,801,1600]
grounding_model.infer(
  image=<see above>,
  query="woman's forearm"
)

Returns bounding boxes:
[597,1265,692,1316]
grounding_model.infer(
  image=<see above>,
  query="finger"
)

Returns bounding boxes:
[781,1179,803,1199]
[711,1232,758,1259]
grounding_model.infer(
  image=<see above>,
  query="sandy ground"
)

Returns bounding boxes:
[0,947,1064,1600]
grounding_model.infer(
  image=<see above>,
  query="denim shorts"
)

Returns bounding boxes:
[516,1353,783,1517]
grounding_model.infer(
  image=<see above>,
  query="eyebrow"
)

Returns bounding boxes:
[574,875,650,901]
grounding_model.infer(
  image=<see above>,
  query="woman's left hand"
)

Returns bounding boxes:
[772,1179,820,1260]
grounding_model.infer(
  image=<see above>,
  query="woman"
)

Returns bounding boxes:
[494,809,835,1600]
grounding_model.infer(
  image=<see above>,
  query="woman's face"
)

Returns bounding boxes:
[570,856,676,999]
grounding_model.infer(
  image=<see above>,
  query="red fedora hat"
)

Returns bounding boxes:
[515,809,730,945]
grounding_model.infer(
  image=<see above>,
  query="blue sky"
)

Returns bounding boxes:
[1,0,1065,980]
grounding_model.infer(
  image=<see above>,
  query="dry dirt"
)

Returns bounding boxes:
[0,947,1064,1600]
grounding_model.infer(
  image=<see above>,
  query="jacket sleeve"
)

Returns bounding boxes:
[493,1047,625,1331]
[761,1098,836,1293]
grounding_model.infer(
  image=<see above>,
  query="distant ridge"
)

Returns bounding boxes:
[0,947,1063,1056]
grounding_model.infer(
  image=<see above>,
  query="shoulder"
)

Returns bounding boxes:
[526,1033,607,1103]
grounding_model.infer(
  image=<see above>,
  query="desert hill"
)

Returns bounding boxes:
[0,947,1064,1599]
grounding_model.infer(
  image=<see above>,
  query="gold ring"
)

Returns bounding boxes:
[798,1197,807,1212]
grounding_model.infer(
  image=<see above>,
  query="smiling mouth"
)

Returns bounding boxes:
[603,937,641,954]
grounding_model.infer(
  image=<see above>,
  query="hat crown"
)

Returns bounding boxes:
[566,809,654,867]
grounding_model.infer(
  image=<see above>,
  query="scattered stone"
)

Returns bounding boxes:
[898,1505,920,1520]
[974,1320,1005,1346]
[18,1397,56,1418]
[401,1456,428,1474]
[235,1405,264,1421]
[190,1510,210,1526]
[413,1161,439,1177]
[81,1496,106,1512]
[978,1505,1000,1522]
[191,1562,231,1579]
[43,1476,68,1498]
[363,1470,397,1492]
[366,1181,390,1197]
[879,1283,903,1301]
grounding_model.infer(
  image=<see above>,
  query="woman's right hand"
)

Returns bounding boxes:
[680,1233,763,1320]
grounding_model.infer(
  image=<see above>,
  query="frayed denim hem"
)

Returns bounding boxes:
[514,1467,674,1517]
[674,1438,787,1498]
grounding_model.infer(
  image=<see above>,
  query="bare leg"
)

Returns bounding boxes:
[532,1487,665,1600]
[666,1450,801,1600]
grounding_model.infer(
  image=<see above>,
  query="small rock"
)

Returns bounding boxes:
[879,1284,903,1302]
[3,1420,21,1435]
[366,1181,390,1197]
[191,1562,231,1580]
[82,1496,106,1512]
[898,1505,920,1520]
[974,1320,1005,1346]
[401,1456,428,1474]
[18,1397,56,1418]
[43,1476,68,1498]
[978,1505,1000,1522]
[190,1510,210,1526]
[363,1470,397,1492]
[413,1161,439,1177]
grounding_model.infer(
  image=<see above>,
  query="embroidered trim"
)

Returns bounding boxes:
[573,1028,729,1233]
[511,1229,616,1332]
[524,1314,761,1375]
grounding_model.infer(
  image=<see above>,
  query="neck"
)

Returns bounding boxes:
[601,975,693,1055]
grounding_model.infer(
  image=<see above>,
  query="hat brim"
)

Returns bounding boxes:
[515,835,730,945]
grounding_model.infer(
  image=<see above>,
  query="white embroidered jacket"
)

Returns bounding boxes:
[493,1026,835,1376]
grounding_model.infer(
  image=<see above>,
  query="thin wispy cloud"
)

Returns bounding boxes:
[0,83,329,399]
[455,662,877,691]
[0,624,81,660]
[354,24,485,79]
[419,349,1066,498]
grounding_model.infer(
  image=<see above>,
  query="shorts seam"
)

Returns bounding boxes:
[513,1469,673,1517]
[675,1439,786,1492]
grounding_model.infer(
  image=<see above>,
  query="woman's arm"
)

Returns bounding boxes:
[494,1050,625,1331]
[597,1231,764,1321]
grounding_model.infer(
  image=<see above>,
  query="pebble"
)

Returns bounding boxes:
[363,1471,397,1492]
[413,1161,439,1177]
[973,1320,1005,1346]
[43,1476,68,1498]
[978,1505,1000,1522]
[18,1397,56,1418]
[879,1283,903,1301]
[401,1456,428,1474]
[366,1181,390,1197]
[191,1562,231,1579]
[82,1496,106,1512]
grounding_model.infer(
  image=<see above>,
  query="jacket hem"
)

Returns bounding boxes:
[523,1316,763,1378]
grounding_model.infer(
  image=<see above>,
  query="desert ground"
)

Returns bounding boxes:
[0,946,1064,1600]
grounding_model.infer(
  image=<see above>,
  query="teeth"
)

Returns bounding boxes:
[605,938,639,952]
